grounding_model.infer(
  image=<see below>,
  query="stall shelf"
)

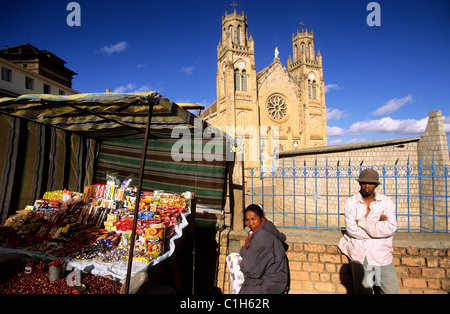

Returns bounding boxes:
[0,92,229,293]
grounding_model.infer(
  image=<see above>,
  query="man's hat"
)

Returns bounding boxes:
[356,169,380,184]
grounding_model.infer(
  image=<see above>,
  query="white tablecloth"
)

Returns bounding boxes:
[0,211,190,280]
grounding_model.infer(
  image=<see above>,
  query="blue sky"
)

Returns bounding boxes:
[1,0,449,148]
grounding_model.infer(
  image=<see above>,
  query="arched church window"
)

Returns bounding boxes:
[294,44,298,62]
[234,69,241,91]
[229,26,234,43]
[312,81,317,99]
[237,26,241,45]
[241,70,247,92]
[223,74,226,94]
[308,43,311,60]
[237,111,248,129]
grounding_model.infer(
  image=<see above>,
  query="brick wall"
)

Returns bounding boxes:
[216,228,450,294]
[394,246,449,293]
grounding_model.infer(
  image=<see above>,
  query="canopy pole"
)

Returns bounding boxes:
[123,95,157,294]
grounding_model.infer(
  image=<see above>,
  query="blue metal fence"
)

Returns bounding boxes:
[246,157,449,233]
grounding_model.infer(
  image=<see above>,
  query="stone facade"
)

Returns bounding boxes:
[200,10,327,168]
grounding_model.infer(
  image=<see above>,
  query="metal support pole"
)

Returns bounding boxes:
[123,96,156,294]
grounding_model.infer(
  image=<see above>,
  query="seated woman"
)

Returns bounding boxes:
[239,204,289,294]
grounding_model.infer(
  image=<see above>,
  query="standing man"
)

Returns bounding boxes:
[338,169,401,294]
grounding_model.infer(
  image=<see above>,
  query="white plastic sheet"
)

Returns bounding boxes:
[226,253,244,294]
[0,210,190,281]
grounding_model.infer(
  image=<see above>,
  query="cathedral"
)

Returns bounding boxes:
[200,10,327,168]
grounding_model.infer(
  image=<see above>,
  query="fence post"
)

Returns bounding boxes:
[406,156,411,231]
[303,160,307,228]
[431,156,436,231]
[419,156,423,230]
[393,159,398,214]
[348,158,353,198]
[293,159,297,226]
[445,164,449,232]
[314,158,319,228]
[337,160,341,229]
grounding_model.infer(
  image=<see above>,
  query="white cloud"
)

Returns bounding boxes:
[328,139,343,145]
[327,125,346,137]
[113,83,155,93]
[349,116,428,134]
[133,85,154,93]
[372,94,413,116]
[176,99,209,107]
[326,113,450,147]
[327,108,348,120]
[113,83,135,93]
[100,41,130,55]
[443,116,450,133]
[181,65,195,75]
[347,138,369,144]
[324,84,342,93]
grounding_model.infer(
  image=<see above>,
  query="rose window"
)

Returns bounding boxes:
[267,95,288,121]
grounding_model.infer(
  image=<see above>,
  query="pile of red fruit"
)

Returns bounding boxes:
[0,260,121,294]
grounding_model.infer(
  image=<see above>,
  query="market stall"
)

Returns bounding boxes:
[0,92,230,293]
[0,187,194,293]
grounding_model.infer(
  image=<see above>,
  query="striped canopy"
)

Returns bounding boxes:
[0,92,206,139]
[0,92,230,226]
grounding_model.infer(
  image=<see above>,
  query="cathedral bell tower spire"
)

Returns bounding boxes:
[218,9,254,56]
[216,9,257,134]
[287,25,327,147]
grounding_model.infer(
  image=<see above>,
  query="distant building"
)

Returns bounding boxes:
[0,43,78,97]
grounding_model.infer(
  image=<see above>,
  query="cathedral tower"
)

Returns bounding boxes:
[216,9,258,134]
[288,27,327,147]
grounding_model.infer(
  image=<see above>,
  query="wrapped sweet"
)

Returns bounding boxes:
[145,223,165,258]
[95,247,128,263]
[42,190,64,201]
[115,218,134,232]
[3,210,33,231]
[70,241,110,260]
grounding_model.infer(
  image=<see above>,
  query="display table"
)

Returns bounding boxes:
[0,209,190,281]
